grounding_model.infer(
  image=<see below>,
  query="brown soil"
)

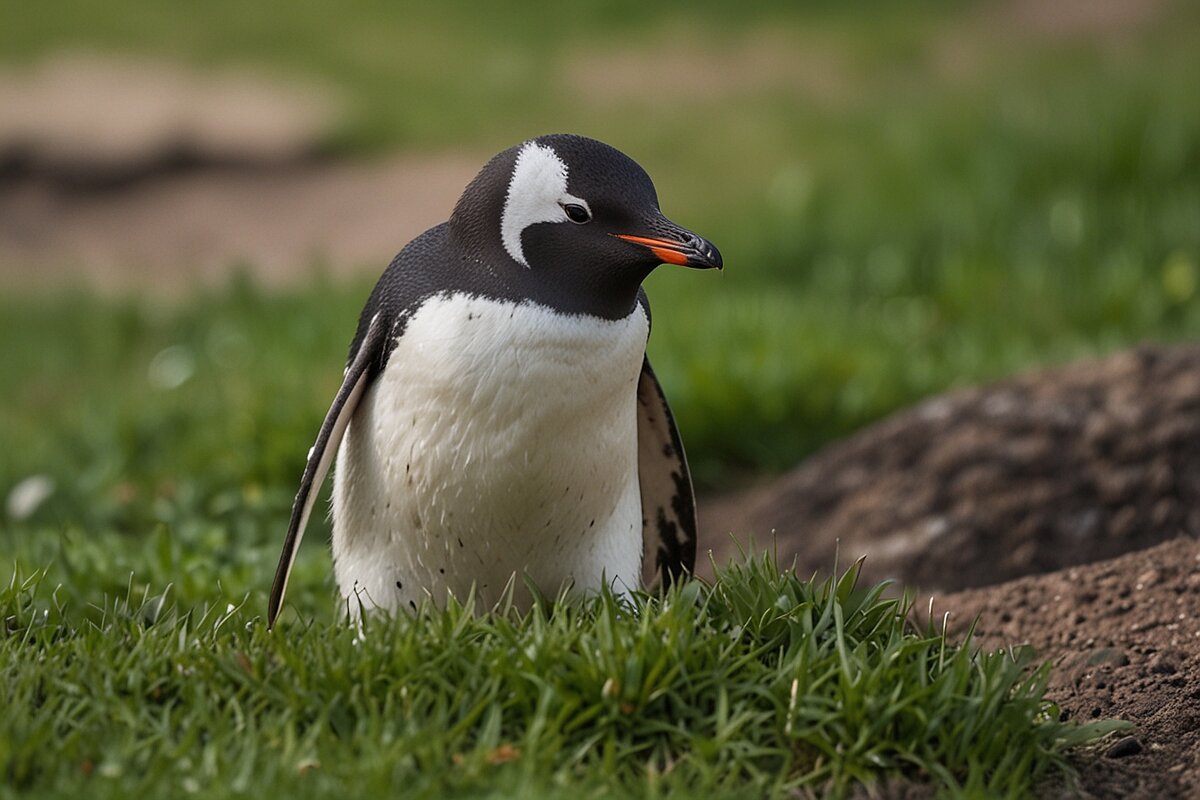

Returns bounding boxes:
[935,537,1200,799]
[0,53,339,182]
[999,0,1167,39]
[0,153,481,291]
[700,344,1200,593]
[567,29,855,107]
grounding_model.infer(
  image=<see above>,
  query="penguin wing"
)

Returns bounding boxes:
[636,356,698,588]
[267,311,387,628]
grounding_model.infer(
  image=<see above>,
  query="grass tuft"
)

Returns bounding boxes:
[2,556,1125,799]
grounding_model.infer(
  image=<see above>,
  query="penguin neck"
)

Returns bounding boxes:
[445,217,648,321]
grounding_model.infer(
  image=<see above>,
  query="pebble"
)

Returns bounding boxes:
[1136,568,1160,589]
[1105,737,1144,759]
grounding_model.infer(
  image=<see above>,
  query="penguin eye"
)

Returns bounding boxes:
[562,203,591,224]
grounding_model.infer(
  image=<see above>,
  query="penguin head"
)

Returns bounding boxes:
[450,134,721,315]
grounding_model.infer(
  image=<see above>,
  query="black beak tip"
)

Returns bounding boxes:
[701,241,723,271]
[689,238,723,271]
[625,217,724,271]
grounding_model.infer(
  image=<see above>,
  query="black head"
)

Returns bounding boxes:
[449,134,721,318]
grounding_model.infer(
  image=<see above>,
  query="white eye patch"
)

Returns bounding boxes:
[500,141,590,267]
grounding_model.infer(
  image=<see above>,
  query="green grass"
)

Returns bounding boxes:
[2,556,1125,799]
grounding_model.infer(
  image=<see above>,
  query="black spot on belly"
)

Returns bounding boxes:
[408,600,417,612]
[395,579,403,590]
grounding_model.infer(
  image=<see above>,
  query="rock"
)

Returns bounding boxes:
[1105,737,1144,759]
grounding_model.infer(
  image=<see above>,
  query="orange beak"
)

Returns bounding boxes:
[613,231,723,270]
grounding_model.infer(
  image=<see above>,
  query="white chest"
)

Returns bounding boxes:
[331,293,650,612]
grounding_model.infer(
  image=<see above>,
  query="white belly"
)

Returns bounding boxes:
[331,293,649,613]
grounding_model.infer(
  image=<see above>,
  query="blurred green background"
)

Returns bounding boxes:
[2,0,1199,612]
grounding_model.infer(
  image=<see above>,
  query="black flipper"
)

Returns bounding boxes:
[267,312,386,628]
[636,356,698,588]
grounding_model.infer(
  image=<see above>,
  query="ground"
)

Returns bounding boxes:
[3,3,1200,795]
[939,537,1200,798]
[0,152,478,289]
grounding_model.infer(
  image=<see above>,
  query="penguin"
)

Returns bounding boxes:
[267,133,722,627]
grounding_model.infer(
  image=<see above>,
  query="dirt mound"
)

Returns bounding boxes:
[0,53,339,184]
[567,30,854,107]
[0,152,482,290]
[934,537,1200,799]
[0,54,484,291]
[700,344,1200,592]
[1000,0,1166,38]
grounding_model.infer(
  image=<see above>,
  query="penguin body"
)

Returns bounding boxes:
[268,135,722,625]
[334,291,648,612]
